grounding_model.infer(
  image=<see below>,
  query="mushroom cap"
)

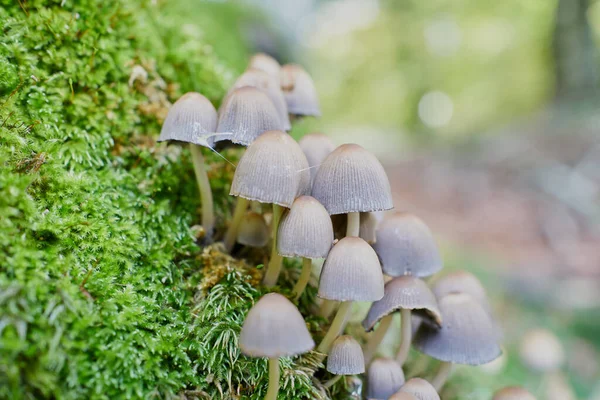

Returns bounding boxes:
[230,68,290,131]
[414,293,502,365]
[367,357,406,400]
[374,212,442,278]
[281,64,321,116]
[519,328,564,373]
[431,270,492,314]
[363,276,442,331]
[216,87,283,146]
[158,92,223,146]
[249,53,281,85]
[240,293,314,358]
[230,130,311,207]
[298,133,336,184]
[237,212,269,247]
[312,144,393,215]
[327,335,365,375]
[277,196,334,259]
[389,393,419,400]
[397,378,440,400]
[492,387,537,400]
[318,236,384,302]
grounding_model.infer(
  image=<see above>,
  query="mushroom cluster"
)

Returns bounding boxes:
[159,53,508,399]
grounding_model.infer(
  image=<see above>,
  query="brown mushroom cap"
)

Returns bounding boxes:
[327,335,365,375]
[158,92,220,145]
[280,64,321,116]
[374,212,442,278]
[367,357,406,400]
[492,386,537,400]
[413,293,502,365]
[397,378,440,400]
[363,276,442,331]
[298,133,336,184]
[240,293,314,358]
[431,270,492,314]
[237,212,269,247]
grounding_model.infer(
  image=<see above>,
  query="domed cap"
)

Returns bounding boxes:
[432,270,491,314]
[298,133,336,184]
[237,212,269,247]
[240,293,315,357]
[327,335,365,375]
[374,213,442,278]
[363,276,441,331]
[519,329,564,373]
[367,358,405,400]
[397,378,440,400]
[389,393,418,400]
[230,69,290,131]
[277,196,334,259]
[493,386,537,400]
[318,236,384,302]
[249,53,281,85]
[414,293,502,365]
[281,64,321,116]
[312,144,393,215]
[230,131,311,207]
[216,87,283,146]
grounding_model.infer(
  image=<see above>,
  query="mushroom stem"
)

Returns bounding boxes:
[363,314,393,365]
[189,144,215,242]
[323,375,342,389]
[317,301,353,354]
[346,212,360,237]
[265,357,280,400]
[431,361,453,391]
[224,197,249,252]
[318,299,337,318]
[396,309,412,365]
[263,204,284,287]
[293,257,313,301]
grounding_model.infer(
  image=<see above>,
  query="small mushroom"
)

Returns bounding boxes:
[323,335,365,388]
[374,212,442,278]
[492,386,537,400]
[362,276,441,366]
[316,237,384,354]
[431,270,492,314]
[240,293,315,400]
[367,357,405,400]
[413,293,502,390]
[237,211,270,247]
[396,377,440,400]
[277,196,334,300]
[249,53,281,85]
[519,328,564,373]
[280,64,321,117]
[389,393,418,400]
[312,144,393,238]
[298,133,336,185]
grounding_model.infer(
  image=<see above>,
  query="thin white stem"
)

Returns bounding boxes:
[189,144,214,241]
[323,375,342,389]
[265,357,280,400]
[223,197,249,252]
[293,258,313,301]
[317,301,353,354]
[396,309,412,366]
[263,204,284,287]
[363,314,393,365]
[346,212,360,237]
[431,361,453,391]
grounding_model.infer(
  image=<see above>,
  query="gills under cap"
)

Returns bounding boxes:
[240,293,314,358]
[397,378,440,400]
[327,335,365,375]
[312,144,393,215]
[298,133,336,184]
[277,196,333,259]
[367,358,405,400]
[230,130,311,207]
[280,64,321,116]
[374,212,442,278]
[492,386,537,400]
[318,236,384,302]
[237,212,269,247]
[363,276,442,331]
[414,293,502,366]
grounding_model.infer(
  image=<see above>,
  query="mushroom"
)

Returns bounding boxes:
[374,212,442,278]
[277,196,334,300]
[237,211,270,247]
[298,133,336,185]
[240,293,315,400]
[389,393,418,400]
[519,328,564,373]
[362,276,441,366]
[492,386,537,400]
[225,131,310,281]
[280,64,321,117]
[316,236,384,354]
[323,335,365,389]
[249,53,281,85]
[413,293,502,391]
[157,92,229,242]
[367,357,405,400]
[431,270,492,314]
[312,144,393,238]
[395,377,440,400]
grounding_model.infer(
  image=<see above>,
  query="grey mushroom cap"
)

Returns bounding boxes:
[397,378,440,400]
[249,53,281,85]
[327,335,365,375]
[240,293,315,358]
[519,328,565,373]
[277,196,334,259]
[237,212,269,247]
[312,144,393,215]
[492,386,537,400]
[431,270,492,314]
[230,130,311,207]
[367,358,406,400]
[298,133,336,184]
[374,212,442,278]
[413,293,502,366]
[362,276,442,331]
[216,87,283,146]
[281,64,321,116]
[318,236,384,302]
[389,393,419,400]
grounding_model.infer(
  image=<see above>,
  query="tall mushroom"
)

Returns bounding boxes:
[316,236,384,354]
[277,196,334,300]
[298,133,336,185]
[280,64,321,117]
[367,357,405,400]
[323,335,365,389]
[395,377,440,400]
[240,293,314,400]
